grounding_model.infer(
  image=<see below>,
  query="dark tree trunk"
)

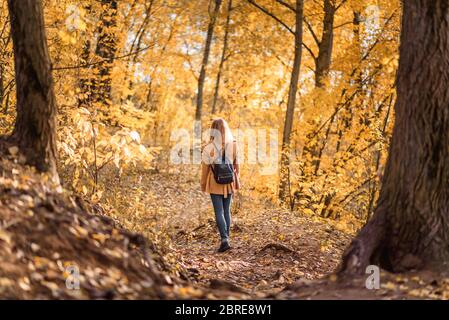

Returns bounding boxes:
[353,10,362,78]
[93,0,118,106]
[331,11,363,157]
[211,0,232,114]
[125,0,154,102]
[278,0,304,204]
[0,63,4,108]
[314,0,335,88]
[78,4,93,108]
[340,0,449,274]
[78,39,93,107]
[350,10,364,107]
[195,0,222,122]
[296,0,336,187]
[7,0,59,180]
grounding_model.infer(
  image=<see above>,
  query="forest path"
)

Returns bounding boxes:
[128,167,352,297]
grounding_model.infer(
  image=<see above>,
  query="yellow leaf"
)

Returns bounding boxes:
[0,229,12,244]
[8,146,19,156]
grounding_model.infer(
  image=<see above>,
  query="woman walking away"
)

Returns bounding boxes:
[201,118,240,252]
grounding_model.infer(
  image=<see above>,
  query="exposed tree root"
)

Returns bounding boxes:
[209,279,248,294]
[338,210,387,275]
[259,243,297,255]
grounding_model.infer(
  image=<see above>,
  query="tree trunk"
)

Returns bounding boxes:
[7,0,59,181]
[78,3,93,108]
[195,0,222,122]
[340,0,449,274]
[125,0,154,102]
[297,0,336,187]
[0,63,4,108]
[330,10,363,156]
[314,0,335,88]
[353,10,362,88]
[93,0,118,106]
[278,0,304,204]
[211,0,232,114]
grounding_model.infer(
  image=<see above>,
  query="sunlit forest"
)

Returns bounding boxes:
[0,0,448,302]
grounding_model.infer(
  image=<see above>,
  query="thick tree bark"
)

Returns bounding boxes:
[340,0,449,274]
[195,0,222,122]
[211,0,232,114]
[7,0,59,180]
[314,0,335,88]
[278,0,304,204]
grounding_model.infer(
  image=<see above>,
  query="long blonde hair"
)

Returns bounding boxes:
[209,118,234,146]
[202,118,235,164]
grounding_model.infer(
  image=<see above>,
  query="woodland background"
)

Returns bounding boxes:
[0,0,399,226]
[5,0,441,300]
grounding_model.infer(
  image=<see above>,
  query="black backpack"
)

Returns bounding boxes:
[210,143,234,185]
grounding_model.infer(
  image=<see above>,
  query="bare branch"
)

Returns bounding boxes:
[303,17,320,45]
[274,0,296,12]
[52,43,156,71]
[302,42,316,59]
[335,0,347,11]
[247,0,295,35]
[333,20,354,29]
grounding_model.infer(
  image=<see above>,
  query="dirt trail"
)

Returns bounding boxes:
[135,168,352,296]
[139,169,449,300]
[2,155,447,300]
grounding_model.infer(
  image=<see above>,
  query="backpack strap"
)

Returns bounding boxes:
[209,142,230,172]
[209,143,220,175]
[211,142,228,163]
[222,142,227,162]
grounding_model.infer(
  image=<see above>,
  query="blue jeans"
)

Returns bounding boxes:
[210,194,232,241]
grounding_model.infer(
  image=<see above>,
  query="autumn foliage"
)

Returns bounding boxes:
[3,0,448,301]
[2,0,399,223]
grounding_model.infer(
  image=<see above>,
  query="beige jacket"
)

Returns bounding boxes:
[200,141,240,198]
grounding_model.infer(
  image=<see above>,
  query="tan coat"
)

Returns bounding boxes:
[200,141,240,198]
